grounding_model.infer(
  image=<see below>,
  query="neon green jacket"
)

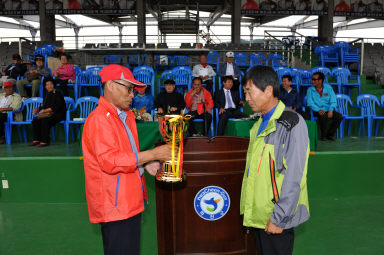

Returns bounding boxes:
[240,101,310,229]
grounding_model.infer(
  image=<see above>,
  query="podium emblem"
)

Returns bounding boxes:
[194,186,230,221]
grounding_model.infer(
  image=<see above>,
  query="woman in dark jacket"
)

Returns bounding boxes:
[31,77,66,147]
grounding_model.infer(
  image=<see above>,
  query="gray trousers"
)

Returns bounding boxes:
[16,78,41,97]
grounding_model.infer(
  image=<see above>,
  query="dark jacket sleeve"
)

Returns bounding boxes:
[214,90,224,109]
[51,93,66,117]
[218,64,226,77]
[232,90,241,107]
[176,93,186,111]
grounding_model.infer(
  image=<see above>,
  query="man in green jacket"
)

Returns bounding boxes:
[240,66,309,255]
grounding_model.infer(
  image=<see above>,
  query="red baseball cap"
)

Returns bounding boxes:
[99,64,146,91]
[3,81,14,88]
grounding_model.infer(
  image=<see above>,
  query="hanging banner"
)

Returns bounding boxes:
[241,0,383,16]
[0,0,39,15]
[46,0,136,14]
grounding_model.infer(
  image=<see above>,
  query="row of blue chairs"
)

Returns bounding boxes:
[307,94,384,139]
[27,44,57,67]
[271,66,360,96]
[104,54,147,67]
[315,42,360,73]
[4,96,99,145]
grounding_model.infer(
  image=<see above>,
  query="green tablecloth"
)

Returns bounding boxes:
[225,119,317,151]
[136,121,162,150]
[79,122,162,155]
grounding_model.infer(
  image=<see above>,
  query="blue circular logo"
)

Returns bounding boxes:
[194,186,230,221]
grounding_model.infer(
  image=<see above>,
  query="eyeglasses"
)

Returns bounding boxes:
[113,80,134,94]
[312,78,321,81]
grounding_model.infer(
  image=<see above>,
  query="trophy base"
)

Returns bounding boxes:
[155,161,185,183]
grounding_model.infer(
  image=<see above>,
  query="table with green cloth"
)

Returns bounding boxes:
[224,119,318,151]
[79,122,162,155]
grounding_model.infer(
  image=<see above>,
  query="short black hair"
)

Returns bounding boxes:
[245,66,279,98]
[282,74,292,82]
[221,75,233,83]
[313,72,325,82]
[43,77,55,87]
[164,79,175,85]
[192,77,202,84]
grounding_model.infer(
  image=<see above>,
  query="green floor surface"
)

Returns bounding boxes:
[2,196,383,255]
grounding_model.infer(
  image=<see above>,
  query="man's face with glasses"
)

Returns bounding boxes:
[111,79,135,110]
[311,74,323,88]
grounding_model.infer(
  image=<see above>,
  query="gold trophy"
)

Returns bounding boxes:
[156,114,191,182]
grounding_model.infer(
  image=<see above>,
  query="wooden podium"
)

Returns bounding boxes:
[156,137,257,255]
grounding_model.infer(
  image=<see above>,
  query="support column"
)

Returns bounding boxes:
[118,26,123,47]
[231,0,241,44]
[137,0,146,44]
[74,27,80,50]
[30,29,37,42]
[39,0,55,42]
[318,0,334,44]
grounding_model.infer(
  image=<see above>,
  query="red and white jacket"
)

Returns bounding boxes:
[82,96,147,223]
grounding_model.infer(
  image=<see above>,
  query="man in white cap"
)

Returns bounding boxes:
[82,64,175,255]
[218,51,241,91]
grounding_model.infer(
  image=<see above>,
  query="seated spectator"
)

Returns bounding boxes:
[214,76,247,136]
[155,79,185,115]
[131,87,154,113]
[185,77,214,136]
[53,53,76,96]
[0,81,22,144]
[16,55,50,98]
[218,52,241,91]
[279,74,309,119]
[192,53,216,93]
[1,54,27,88]
[31,77,66,147]
[307,72,342,141]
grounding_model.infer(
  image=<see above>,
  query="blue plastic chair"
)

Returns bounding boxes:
[312,66,331,83]
[5,97,43,144]
[128,55,146,67]
[331,67,361,95]
[173,55,190,66]
[336,94,365,138]
[315,46,339,67]
[52,97,76,143]
[172,66,192,94]
[234,53,250,70]
[268,53,287,69]
[207,51,219,71]
[78,67,103,98]
[335,42,360,73]
[250,53,267,67]
[185,108,214,137]
[356,94,379,138]
[158,70,174,93]
[104,55,123,65]
[155,55,173,73]
[132,66,155,96]
[65,96,99,144]
[299,70,313,101]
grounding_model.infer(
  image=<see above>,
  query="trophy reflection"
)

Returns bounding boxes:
[156,114,191,182]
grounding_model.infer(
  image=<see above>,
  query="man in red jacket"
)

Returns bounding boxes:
[185,77,214,136]
[82,64,174,255]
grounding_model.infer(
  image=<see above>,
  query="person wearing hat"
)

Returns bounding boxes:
[1,53,27,88]
[0,81,22,144]
[30,77,66,147]
[16,55,51,98]
[218,51,241,91]
[82,64,175,255]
